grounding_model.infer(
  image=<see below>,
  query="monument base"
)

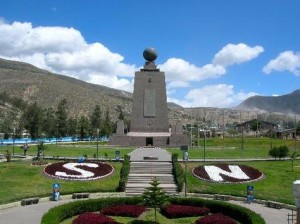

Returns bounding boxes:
[108,132,189,147]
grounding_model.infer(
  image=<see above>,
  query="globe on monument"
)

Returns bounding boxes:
[143,47,158,62]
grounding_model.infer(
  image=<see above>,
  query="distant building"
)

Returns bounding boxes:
[235,119,279,134]
[275,128,296,139]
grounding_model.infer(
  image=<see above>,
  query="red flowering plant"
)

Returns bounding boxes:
[101,205,146,218]
[72,212,119,224]
[195,213,236,224]
[161,204,210,218]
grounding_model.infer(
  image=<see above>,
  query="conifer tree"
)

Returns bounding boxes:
[142,177,169,223]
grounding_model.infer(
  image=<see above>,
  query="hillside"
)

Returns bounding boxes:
[0,58,133,119]
[0,57,298,129]
[237,90,300,115]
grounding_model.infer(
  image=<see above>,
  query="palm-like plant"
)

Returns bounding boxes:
[289,151,299,172]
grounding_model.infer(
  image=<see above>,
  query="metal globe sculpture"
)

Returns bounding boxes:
[143,47,158,62]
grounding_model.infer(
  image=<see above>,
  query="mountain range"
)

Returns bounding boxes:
[0,57,299,127]
[236,90,300,115]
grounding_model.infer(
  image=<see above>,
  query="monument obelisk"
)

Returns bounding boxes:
[127,48,170,146]
[109,48,189,147]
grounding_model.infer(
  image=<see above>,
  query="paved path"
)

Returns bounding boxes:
[0,194,293,224]
[229,200,291,224]
[0,200,68,224]
[128,147,171,161]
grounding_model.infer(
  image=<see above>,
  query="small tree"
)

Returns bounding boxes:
[289,151,299,172]
[269,145,289,160]
[143,177,169,223]
[278,145,289,159]
[269,147,279,160]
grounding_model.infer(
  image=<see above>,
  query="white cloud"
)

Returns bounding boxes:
[263,51,300,76]
[0,21,137,92]
[89,74,134,92]
[160,58,226,88]
[160,43,263,89]
[0,21,263,106]
[168,84,257,108]
[213,43,264,67]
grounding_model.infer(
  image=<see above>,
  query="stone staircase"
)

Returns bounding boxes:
[125,147,178,196]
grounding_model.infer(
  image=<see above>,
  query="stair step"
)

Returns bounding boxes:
[125,148,177,196]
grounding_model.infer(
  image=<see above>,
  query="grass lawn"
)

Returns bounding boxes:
[168,137,299,159]
[0,137,299,205]
[186,160,300,205]
[1,143,134,159]
[1,137,298,159]
[0,160,121,204]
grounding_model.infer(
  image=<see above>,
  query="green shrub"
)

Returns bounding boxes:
[269,147,279,159]
[269,145,289,160]
[117,154,130,191]
[278,145,289,158]
[172,153,184,191]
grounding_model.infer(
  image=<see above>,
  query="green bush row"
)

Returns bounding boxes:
[41,197,143,224]
[41,197,265,224]
[169,198,266,224]
[171,153,184,192]
[117,154,131,191]
[268,145,289,159]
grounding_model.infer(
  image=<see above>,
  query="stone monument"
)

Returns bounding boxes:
[109,48,189,147]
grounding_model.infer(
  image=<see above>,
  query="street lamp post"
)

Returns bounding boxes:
[189,125,194,148]
[295,114,297,151]
[203,127,206,162]
[241,127,244,150]
[183,151,188,197]
[197,124,199,148]
[12,128,15,156]
[96,128,99,160]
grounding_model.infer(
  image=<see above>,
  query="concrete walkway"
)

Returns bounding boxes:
[0,193,294,224]
[230,200,292,224]
[128,147,172,161]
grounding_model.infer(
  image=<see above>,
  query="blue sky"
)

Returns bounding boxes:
[0,0,299,108]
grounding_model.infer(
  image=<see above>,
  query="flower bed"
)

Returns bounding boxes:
[195,213,236,224]
[72,212,119,224]
[41,197,265,224]
[193,163,263,183]
[44,162,113,180]
[101,205,146,218]
[161,204,209,218]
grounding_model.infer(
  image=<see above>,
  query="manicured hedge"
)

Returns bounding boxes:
[172,153,184,191]
[41,197,265,224]
[117,154,130,191]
